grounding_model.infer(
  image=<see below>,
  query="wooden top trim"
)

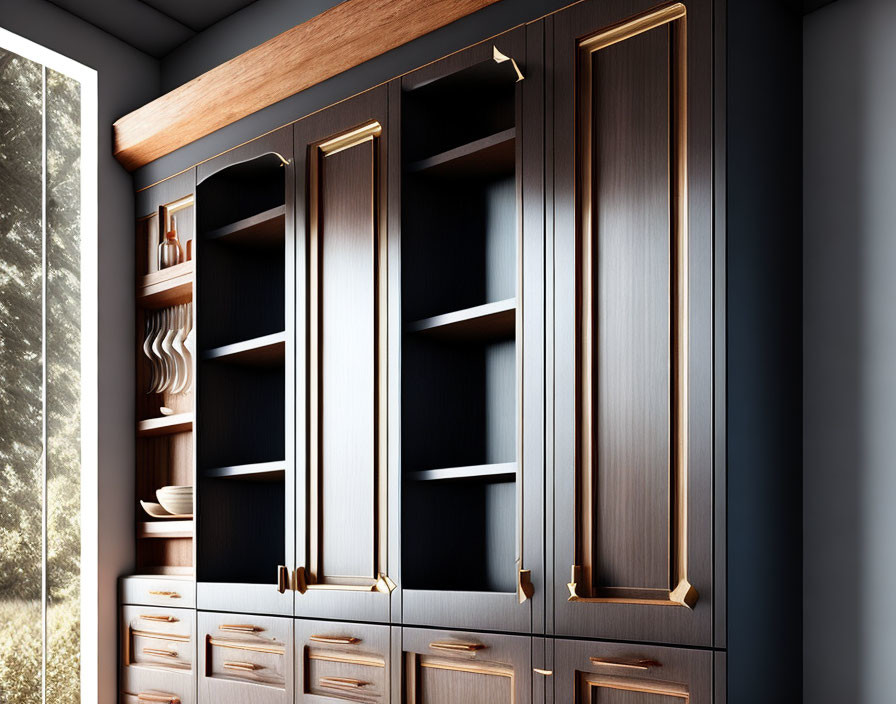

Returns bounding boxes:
[113,0,501,171]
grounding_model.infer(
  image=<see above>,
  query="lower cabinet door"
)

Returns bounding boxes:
[296,618,391,702]
[120,665,195,704]
[198,611,293,703]
[396,627,531,704]
[553,638,712,703]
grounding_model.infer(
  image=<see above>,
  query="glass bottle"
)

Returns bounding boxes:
[158,215,184,269]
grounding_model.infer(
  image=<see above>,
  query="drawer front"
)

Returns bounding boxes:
[122,606,195,672]
[121,576,196,608]
[398,627,531,704]
[120,664,195,704]
[553,638,712,703]
[296,619,390,703]
[198,611,293,704]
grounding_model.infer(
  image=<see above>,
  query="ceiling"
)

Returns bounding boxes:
[47,0,261,58]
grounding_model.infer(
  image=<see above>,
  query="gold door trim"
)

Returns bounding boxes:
[306,120,389,593]
[583,674,689,700]
[575,2,696,609]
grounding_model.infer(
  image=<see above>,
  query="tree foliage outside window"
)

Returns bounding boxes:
[0,46,81,704]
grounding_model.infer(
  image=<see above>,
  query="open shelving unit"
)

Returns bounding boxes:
[135,194,196,577]
[195,151,290,590]
[400,55,521,595]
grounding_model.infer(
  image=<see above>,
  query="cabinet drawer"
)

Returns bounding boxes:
[198,611,293,704]
[121,576,195,608]
[553,638,712,703]
[296,619,390,702]
[398,627,530,704]
[120,664,195,704]
[122,605,195,672]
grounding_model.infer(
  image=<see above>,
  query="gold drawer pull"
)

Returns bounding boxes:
[137,693,181,703]
[140,614,178,623]
[589,657,661,671]
[143,648,178,658]
[534,668,553,676]
[309,634,361,645]
[220,624,260,633]
[320,676,369,689]
[224,661,260,672]
[429,641,487,653]
[148,591,180,598]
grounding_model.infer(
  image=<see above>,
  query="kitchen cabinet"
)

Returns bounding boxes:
[393,627,531,704]
[552,637,712,703]
[550,0,714,647]
[395,26,544,636]
[194,127,296,617]
[290,86,395,625]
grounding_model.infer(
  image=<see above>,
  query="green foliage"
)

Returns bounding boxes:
[0,51,82,703]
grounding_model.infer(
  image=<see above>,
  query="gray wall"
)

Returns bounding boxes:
[160,0,344,92]
[0,2,158,702]
[804,1,896,702]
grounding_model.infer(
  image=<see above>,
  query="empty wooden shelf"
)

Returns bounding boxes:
[409,298,516,339]
[202,331,286,365]
[203,203,286,245]
[204,461,285,480]
[407,127,515,177]
[406,462,516,482]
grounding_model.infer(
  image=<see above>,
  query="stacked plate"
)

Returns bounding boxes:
[141,485,193,519]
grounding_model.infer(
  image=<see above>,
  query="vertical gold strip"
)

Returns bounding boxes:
[577,34,595,598]
[376,132,389,582]
[671,12,690,597]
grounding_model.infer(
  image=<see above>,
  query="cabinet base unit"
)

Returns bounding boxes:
[296,619,391,703]
[553,638,712,704]
[120,606,196,704]
[395,627,531,704]
[198,611,294,704]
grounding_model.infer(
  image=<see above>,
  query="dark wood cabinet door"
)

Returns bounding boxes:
[293,85,394,624]
[195,126,296,618]
[394,627,531,704]
[550,0,714,646]
[553,638,711,704]
[395,25,544,636]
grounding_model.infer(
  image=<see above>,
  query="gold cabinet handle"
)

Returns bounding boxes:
[277,565,290,593]
[220,624,260,633]
[429,641,487,653]
[534,668,553,676]
[589,656,662,671]
[223,661,260,672]
[137,693,181,704]
[309,634,361,645]
[143,648,178,658]
[320,676,370,690]
[148,591,180,598]
[140,614,178,623]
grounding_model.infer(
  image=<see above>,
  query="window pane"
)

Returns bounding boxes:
[46,66,81,704]
[0,47,44,704]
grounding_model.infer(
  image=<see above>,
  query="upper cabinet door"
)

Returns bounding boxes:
[293,86,394,624]
[194,126,296,617]
[551,0,713,646]
[395,27,544,634]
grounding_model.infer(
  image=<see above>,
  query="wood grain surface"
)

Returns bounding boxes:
[113,0,502,170]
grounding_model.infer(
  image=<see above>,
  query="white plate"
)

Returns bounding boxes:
[141,500,192,519]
